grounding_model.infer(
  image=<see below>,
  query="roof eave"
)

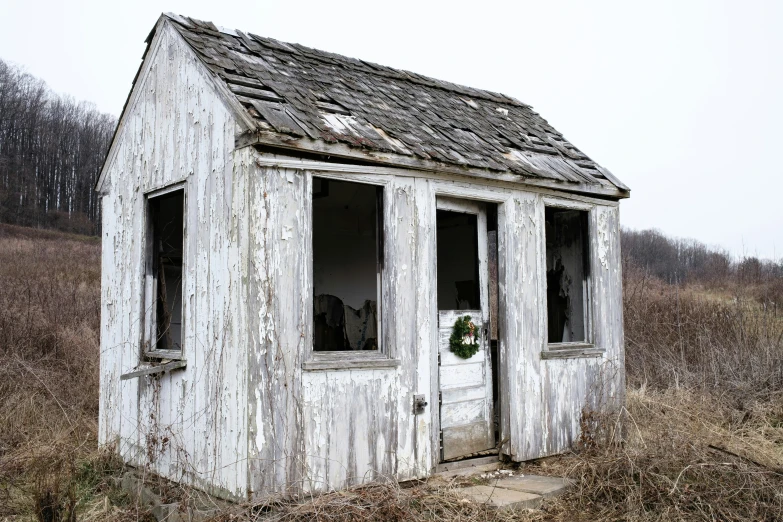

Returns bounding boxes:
[238,129,630,200]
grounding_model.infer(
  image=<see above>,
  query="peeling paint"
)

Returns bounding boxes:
[98,22,248,499]
[99,21,625,502]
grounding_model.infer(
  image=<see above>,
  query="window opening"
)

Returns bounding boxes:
[436,210,480,310]
[545,207,589,343]
[312,177,382,351]
[149,190,184,353]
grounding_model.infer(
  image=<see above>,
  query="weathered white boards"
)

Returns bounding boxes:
[97,13,628,500]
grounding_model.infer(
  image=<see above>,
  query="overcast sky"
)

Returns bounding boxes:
[2,0,781,260]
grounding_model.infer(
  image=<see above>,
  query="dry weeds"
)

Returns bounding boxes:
[1,223,782,521]
[0,224,149,520]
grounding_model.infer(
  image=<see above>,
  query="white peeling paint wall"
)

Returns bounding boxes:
[244,164,429,497]
[97,18,625,500]
[98,20,249,499]
[502,195,624,460]
[244,158,624,496]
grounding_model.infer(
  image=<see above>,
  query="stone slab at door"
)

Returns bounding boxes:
[436,197,495,461]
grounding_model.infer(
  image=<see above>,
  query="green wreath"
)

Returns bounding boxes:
[449,315,480,359]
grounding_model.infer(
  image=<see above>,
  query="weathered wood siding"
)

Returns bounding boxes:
[98,20,249,498]
[244,166,426,496]
[98,15,625,500]
[244,156,625,495]
[500,196,624,460]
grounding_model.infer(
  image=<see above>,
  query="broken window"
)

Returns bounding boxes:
[147,189,184,354]
[312,177,382,351]
[545,207,589,344]
[437,210,480,310]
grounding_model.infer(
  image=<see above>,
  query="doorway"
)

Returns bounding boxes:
[435,197,497,462]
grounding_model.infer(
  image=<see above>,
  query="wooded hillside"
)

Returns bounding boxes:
[622,228,783,305]
[0,59,116,235]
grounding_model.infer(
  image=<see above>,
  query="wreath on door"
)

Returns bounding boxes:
[449,315,480,359]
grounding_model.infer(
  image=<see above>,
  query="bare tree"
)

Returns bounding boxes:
[622,227,782,304]
[0,58,116,235]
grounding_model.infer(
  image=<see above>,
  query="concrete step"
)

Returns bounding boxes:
[452,473,572,512]
[489,474,573,497]
[457,485,543,511]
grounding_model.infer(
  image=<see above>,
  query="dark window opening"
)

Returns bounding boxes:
[312,177,382,351]
[545,207,589,343]
[486,204,500,442]
[150,190,184,352]
[437,210,480,310]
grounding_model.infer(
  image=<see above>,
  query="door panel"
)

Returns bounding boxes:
[440,399,487,428]
[436,198,494,462]
[442,421,492,461]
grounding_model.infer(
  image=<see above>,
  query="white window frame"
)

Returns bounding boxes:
[141,182,187,362]
[303,172,399,371]
[540,197,601,358]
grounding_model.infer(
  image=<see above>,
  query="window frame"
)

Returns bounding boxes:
[304,172,399,371]
[141,182,188,362]
[541,197,597,355]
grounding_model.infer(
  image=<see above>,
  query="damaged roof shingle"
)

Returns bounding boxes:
[163,13,629,196]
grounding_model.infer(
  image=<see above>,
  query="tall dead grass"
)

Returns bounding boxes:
[1,223,782,521]
[624,262,783,396]
[0,224,142,520]
[532,262,783,521]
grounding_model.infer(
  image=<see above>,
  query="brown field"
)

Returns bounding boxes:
[1,223,782,521]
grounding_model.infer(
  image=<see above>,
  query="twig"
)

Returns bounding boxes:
[14,356,75,431]
[707,444,783,476]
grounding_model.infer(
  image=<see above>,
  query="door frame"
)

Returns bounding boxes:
[435,197,492,463]
[429,188,511,471]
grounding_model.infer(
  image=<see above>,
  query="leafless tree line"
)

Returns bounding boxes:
[622,228,783,295]
[0,58,116,235]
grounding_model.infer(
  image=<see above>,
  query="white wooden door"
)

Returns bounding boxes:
[436,197,494,461]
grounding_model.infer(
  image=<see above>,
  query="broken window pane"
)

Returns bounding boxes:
[312,178,381,351]
[150,190,184,352]
[437,210,480,310]
[545,207,589,343]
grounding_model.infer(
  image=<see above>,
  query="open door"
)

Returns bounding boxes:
[436,197,495,461]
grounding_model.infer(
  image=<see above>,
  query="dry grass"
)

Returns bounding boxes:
[623,262,783,395]
[537,388,783,521]
[1,222,782,521]
[229,482,526,522]
[0,224,150,521]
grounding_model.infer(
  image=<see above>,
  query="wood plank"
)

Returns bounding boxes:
[237,131,630,200]
[541,348,605,359]
[302,358,401,371]
[230,83,283,102]
[440,399,486,428]
[120,360,187,380]
[442,422,492,461]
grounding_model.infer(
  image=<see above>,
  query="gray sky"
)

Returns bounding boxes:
[2,0,781,260]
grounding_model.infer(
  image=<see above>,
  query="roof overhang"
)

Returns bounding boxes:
[238,129,630,200]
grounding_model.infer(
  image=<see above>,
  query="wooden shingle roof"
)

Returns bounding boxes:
[164,13,629,197]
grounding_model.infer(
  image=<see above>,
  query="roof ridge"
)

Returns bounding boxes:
[165,13,529,109]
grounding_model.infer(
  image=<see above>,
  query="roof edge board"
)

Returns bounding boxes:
[165,20,258,132]
[96,15,258,194]
[238,130,630,200]
[95,16,169,194]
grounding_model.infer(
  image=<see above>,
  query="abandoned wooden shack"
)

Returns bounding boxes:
[96,13,630,500]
